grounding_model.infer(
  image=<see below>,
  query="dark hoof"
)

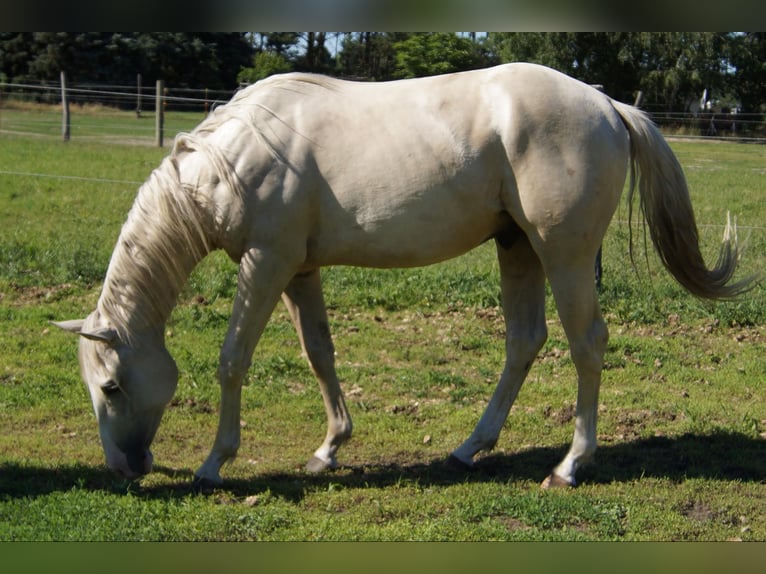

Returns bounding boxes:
[445,454,475,472]
[541,473,574,489]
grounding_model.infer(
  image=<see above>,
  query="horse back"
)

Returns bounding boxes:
[195,64,630,268]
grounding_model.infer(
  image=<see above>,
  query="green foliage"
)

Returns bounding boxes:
[5,32,766,116]
[237,52,293,84]
[0,32,253,90]
[392,33,490,79]
[487,32,764,114]
[729,32,766,113]
[336,33,408,81]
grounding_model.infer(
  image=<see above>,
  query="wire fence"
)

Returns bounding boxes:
[0,79,235,113]
[2,74,766,149]
[643,106,766,142]
[3,78,766,144]
[0,79,234,145]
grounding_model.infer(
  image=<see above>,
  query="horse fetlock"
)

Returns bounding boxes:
[447,431,501,472]
[332,419,353,445]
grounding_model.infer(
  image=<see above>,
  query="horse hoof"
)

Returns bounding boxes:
[193,474,222,493]
[306,455,333,473]
[541,473,574,489]
[446,454,475,472]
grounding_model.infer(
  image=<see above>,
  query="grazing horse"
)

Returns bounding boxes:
[54,63,750,487]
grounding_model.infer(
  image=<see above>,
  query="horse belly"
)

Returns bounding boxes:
[307,192,504,269]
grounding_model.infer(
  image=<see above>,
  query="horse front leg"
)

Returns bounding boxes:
[195,246,297,486]
[450,236,547,467]
[282,269,352,473]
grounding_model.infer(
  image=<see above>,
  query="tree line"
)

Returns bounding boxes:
[2,32,765,113]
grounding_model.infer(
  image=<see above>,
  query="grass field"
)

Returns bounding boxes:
[0,108,765,541]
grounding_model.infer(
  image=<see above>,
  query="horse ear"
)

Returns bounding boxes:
[51,320,118,344]
[51,319,85,334]
[79,328,119,344]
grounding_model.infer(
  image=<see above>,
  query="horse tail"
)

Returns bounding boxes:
[610,99,754,300]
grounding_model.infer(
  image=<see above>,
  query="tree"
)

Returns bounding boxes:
[631,33,730,111]
[393,33,493,79]
[23,33,122,83]
[0,32,41,83]
[337,32,408,80]
[489,33,642,101]
[729,32,766,113]
[488,32,732,110]
[237,51,292,84]
[262,33,301,58]
[130,33,252,89]
[294,32,334,74]
[0,33,253,89]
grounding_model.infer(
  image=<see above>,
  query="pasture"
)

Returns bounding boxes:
[0,106,765,541]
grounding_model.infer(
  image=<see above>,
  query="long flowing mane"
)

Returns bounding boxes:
[97,82,296,343]
[97,149,213,343]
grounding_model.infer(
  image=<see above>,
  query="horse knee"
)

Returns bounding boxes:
[330,416,353,445]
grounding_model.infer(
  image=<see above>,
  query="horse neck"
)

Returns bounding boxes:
[98,158,212,342]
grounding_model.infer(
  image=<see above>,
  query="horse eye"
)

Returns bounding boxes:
[101,380,122,396]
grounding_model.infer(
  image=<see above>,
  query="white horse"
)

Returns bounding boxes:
[54,63,750,488]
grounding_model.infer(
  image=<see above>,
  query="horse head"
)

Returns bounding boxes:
[53,312,178,479]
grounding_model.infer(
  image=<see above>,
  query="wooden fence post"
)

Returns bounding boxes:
[155,79,164,147]
[60,71,70,142]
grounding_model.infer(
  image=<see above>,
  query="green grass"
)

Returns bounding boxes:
[1,119,765,541]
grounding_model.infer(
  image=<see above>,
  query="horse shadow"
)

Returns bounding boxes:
[1,431,763,502]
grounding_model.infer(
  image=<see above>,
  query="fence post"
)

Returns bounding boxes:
[155,79,164,147]
[61,71,70,142]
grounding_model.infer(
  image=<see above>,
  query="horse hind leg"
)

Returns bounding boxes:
[450,233,547,467]
[541,257,609,488]
[282,270,352,473]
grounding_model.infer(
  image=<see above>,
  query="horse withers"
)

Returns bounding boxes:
[55,63,751,487]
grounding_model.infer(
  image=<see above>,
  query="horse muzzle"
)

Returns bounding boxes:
[107,447,154,479]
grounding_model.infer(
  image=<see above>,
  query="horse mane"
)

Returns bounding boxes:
[98,74,337,343]
[98,149,214,343]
